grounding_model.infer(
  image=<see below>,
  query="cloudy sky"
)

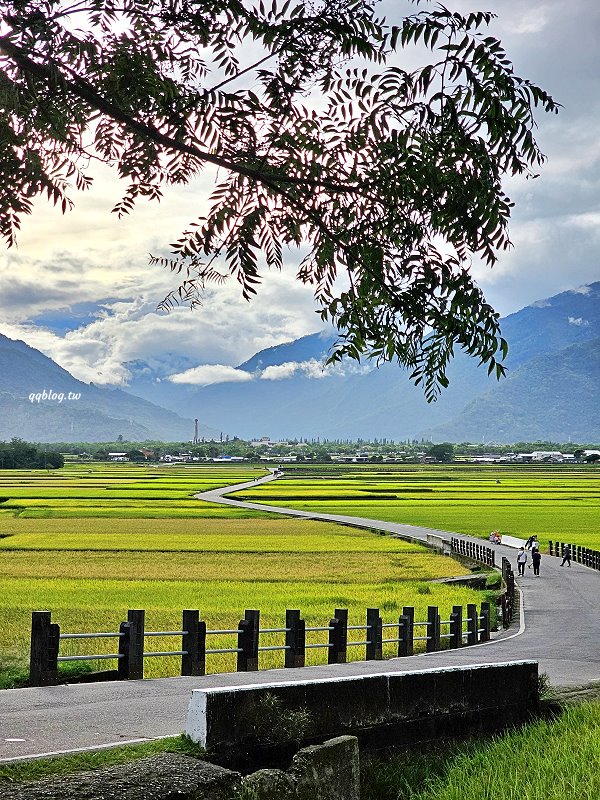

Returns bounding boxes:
[1,0,599,388]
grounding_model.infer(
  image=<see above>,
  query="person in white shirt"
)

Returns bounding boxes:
[517,547,528,576]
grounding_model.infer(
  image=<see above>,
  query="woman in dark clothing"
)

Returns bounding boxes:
[532,549,542,576]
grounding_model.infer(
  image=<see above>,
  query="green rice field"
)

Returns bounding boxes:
[0,463,269,518]
[231,463,600,551]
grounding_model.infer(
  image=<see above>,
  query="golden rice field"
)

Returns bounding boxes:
[0,481,483,679]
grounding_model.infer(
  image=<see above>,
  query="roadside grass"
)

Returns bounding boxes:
[0,735,203,786]
[361,701,600,800]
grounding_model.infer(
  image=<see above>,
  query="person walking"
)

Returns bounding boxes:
[532,549,542,576]
[517,547,528,576]
[560,545,571,567]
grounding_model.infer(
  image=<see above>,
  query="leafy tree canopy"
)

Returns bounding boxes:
[0,0,558,399]
[427,441,454,462]
[0,438,64,468]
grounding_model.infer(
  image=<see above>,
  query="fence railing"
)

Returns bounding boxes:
[500,556,516,629]
[449,538,516,630]
[548,541,600,570]
[450,538,495,567]
[29,603,492,686]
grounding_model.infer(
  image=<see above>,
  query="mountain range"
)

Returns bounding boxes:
[121,282,600,444]
[1,282,599,443]
[0,334,214,443]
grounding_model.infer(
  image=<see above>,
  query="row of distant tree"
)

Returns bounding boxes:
[0,439,64,470]
[1,438,599,469]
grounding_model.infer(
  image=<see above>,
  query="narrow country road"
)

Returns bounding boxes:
[2,473,599,763]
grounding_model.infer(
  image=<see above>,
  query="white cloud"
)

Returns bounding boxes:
[502,6,551,35]
[568,316,589,326]
[169,364,253,385]
[569,285,592,295]
[261,359,328,381]
[260,358,373,381]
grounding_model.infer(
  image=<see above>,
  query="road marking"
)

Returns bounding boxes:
[0,735,179,764]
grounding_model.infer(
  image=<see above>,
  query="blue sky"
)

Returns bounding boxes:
[0,0,599,387]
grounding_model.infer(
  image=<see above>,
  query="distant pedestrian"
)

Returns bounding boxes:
[525,535,534,550]
[531,536,539,552]
[532,549,541,576]
[489,531,495,543]
[561,545,571,567]
[517,547,527,576]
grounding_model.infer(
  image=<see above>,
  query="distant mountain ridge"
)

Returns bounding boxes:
[0,334,215,443]
[122,282,600,443]
[4,282,599,443]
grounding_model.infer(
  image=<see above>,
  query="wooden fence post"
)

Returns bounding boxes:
[480,602,491,642]
[397,614,409,657]
[365,608,382,661]
[129,609,145,680]
[426,606,440,652]
[466,603,478,645]
[117,620,132,679]
[29,611,59,686]
[117,609,144,680]
[328,608,348,664]
[284,609,305,668]
[237,609,259,671]
[449,605,463,649]
[181,610,205,676]
[402,606,415,656]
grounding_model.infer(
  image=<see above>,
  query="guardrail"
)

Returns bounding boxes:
[450,537,495,567]
[548,541,600,570]
[29,603,492,686]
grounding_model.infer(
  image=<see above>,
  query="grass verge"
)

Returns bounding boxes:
[0,736,204,786]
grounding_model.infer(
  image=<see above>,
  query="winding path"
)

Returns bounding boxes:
[2,473,599,763]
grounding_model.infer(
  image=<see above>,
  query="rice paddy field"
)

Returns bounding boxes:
[231,463,600,551]
[0,463,485,680]
[0,463,270,518]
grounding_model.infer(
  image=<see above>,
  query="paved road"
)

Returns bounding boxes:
[2,474,599,762]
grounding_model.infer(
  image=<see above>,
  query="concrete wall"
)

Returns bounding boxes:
[186,661,538,753]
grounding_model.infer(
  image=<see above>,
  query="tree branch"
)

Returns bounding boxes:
[0,36,360,196]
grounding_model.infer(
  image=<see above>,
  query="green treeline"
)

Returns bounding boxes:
[0,439,64,470]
